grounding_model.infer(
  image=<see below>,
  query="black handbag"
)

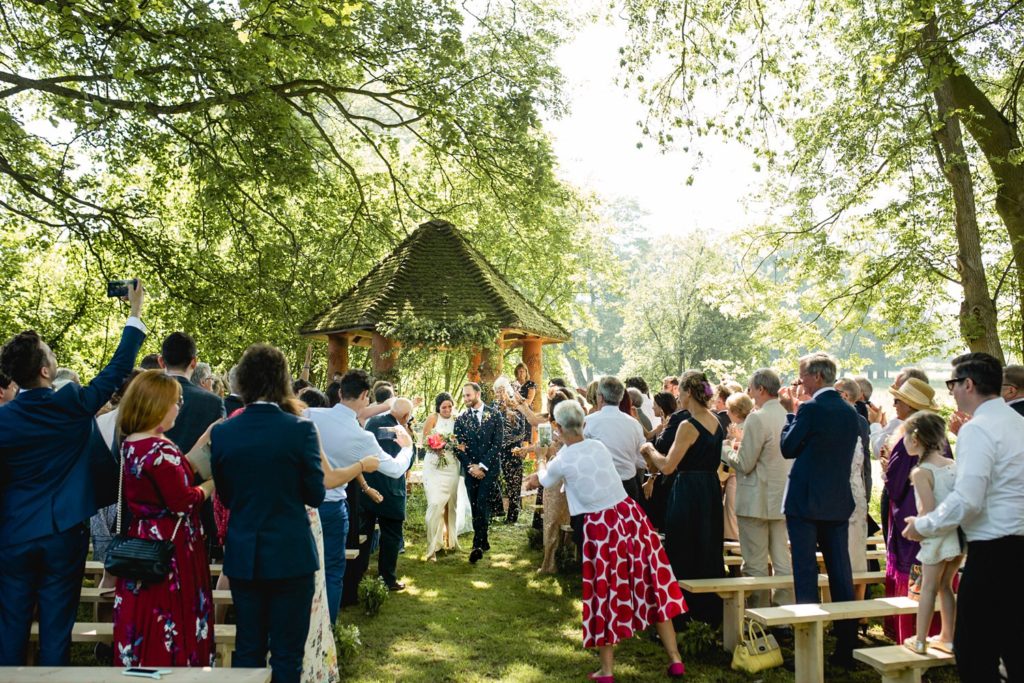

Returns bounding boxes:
[104,446,183,583]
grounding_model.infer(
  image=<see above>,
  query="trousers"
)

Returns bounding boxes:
[319,499,349,624]
[737,516,793,607]
[231,574,314,683]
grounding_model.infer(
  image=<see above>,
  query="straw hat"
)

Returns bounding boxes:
[888,377,937,411]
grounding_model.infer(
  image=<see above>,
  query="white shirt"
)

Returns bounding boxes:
[305,404,413,502]
[639,393,657,428]
[916,398,1024,542]
[583,405,646,480]
[538,439,627,516]
[96,409,119,451]
[869,418,903,459]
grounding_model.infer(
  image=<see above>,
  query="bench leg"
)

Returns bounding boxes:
[217,643,232,667]
[793,621,824,683]
[880,670,923,683]
[720,591,745,653]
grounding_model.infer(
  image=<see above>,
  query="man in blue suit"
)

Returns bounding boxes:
[453,382,504,564]
[211,343,326,683]
[780,352,860,669]
[0,281,146,665]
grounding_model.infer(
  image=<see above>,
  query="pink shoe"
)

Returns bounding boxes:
[587,672,614,682]
[667,661,685,678]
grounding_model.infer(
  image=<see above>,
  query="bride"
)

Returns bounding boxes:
[421,392,472,560]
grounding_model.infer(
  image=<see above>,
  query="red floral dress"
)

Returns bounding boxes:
[113,436,214,667]
[581,497,686,648]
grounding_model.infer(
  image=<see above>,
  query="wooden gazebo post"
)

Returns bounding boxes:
[521,337,543,411]
[326,334,349,379]
[371,332,400,384]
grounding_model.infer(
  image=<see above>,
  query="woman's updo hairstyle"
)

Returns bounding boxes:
[678,370,713,408]
[434,391,454,414]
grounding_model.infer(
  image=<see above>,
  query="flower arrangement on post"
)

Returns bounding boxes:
[426,432,458,469]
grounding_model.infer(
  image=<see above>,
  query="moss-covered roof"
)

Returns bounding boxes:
[299,220,570,344]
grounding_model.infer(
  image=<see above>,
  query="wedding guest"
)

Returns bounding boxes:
[641,391,686,530]
[224,365,244,415]
[298,387,329,408]
[53,367,81,390]
[210,375,226,398]
[494,388,529,523]
[662,375,680,396]
[882,377,942,642]
[513,362,537,406]
[112,370,216,667]
[854,375,873,421]
[0,373,16,405]
[722,368,792,607]
[641,371,725,626]
[453,382,504,564]
[139,353,161,370]
[626,376,657,426]
[584,376,646,501]
[628,387,654,433]
[904,352,1024,681]
[721,392,753,544]
[835,377,872,509]
[546,377,567,401]
[1003,364,1024,416]
[422,392,465,560]
[363,398,417,591]
[211,344,326,683]
[307,370,410,620]
[526,400,686,682]
[159,332,225,452]
[0,279,145,666]
[779,352,859,667]
[835,377,869,599]
[585,380,599,414]
[192,362,215,392]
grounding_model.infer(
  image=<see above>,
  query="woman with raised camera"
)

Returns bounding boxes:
[112,369,216,668]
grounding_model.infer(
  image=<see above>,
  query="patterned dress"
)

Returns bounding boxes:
[113,437,214,667]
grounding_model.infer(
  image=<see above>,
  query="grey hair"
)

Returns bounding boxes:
[834,377,861,401]
[900,366,929,384]
[55,368,80,385]
[854,376,873,400]
[749,368,781,397]
[626,387,644,408]
[799,352,837,385]
[598,375,625,405]
[227,364,240,395]
[192,362,213,386]
[553,398,586,435]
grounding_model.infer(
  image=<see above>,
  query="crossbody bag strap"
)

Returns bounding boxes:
[115,443,126,536]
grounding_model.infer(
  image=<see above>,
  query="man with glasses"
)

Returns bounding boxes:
[904,353,1024,682]
[1003,365,1024,417]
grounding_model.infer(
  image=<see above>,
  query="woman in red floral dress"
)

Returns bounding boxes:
[112,370,216,667]
[525,399,686,683]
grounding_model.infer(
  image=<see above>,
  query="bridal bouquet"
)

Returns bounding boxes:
[426,432,458,469]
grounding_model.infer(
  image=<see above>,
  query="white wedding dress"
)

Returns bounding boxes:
[423,415,472,557]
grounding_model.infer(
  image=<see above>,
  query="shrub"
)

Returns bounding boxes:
[678,620,719,658]
[526,527,543,551]
[357,576,390,616]
[333,623,361,671]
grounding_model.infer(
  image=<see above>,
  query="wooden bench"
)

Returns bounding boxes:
[28,623,236,667]
[85,551,358,578]
[854,645,955,683]
[724,535,885,555]
[79,588,235,621]
[746,597,936,683]
[680,571,885,652]
[0,667,270,682]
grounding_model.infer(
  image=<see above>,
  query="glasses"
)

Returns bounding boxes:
[945,377,967,392]
[176,396,185,408]
[791,379,803,387]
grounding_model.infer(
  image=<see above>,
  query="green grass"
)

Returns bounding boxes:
[338,489,960,682]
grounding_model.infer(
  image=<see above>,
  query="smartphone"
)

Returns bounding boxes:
[538,422,552,447]
[375,427,397,440]
[122,668,168,679]
[106,278,138,298]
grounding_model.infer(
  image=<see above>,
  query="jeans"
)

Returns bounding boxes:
[319,499,349,625]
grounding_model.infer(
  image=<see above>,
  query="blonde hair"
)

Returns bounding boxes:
[117,370,181,435]
[725,392,754,420]
[514,362,530,382]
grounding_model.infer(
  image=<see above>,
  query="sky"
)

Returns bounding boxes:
[546,16,766,238]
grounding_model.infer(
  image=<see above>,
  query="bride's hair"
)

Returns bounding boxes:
[434,392,454,414]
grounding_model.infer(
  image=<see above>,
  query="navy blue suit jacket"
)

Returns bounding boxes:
[211,403,326,580]
[165,376,224,454]
[0,325,145,548]
[453,405,503,475]
[780,389,859,522]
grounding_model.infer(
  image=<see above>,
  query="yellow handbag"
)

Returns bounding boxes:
[731,619,784,673]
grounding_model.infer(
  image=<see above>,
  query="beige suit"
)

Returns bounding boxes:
[723,398,794,606]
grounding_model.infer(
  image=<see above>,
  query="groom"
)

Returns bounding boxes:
[453,382,504,564]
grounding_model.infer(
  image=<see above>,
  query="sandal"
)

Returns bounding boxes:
[927,637,954,654]
[903,637,928,655]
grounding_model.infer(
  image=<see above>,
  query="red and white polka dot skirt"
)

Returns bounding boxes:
[580,497,686,648]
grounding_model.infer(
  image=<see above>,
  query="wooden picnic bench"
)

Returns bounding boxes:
[27,623,237,667]
[0,667,269,682]
[853,645,955,683]
[84,551,358,578]
[723,535,885,555]
[680,571,885,652]
[746,597,936,683]
[78,588,234,621]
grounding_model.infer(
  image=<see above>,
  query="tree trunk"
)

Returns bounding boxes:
[930,81,1005,361]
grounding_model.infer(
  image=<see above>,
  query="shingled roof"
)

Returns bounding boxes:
[299,220,570,344]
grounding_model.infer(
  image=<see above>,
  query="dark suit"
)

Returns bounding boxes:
[361,413,413,587]
[211,403,325,683]
[1010,400,1024,417]
[0,324,144,665]
[781,388,860,661]
[453,405,504,552]
[224,393,244,416]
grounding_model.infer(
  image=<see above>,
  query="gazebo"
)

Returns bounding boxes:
[298,220,570,409]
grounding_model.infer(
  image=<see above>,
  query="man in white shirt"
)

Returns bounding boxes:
[583,376,646,501]
[306,370,413,622]
[904,353,1024,682]
[625,376,658,427]
[1003,364,1024,417]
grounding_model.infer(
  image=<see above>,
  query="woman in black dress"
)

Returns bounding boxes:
[641,370,725,626]
[641,391,688,530]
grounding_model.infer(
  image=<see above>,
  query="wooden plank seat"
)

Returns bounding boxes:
[746,597,937,683]
[28,623,237,667]
[85,551,358,578]
[724,535,885,555]
[680,571,885,652]
[0,666,270,682]
[853,645,955,683]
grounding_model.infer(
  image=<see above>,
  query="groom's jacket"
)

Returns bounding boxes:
[453,405,504,475]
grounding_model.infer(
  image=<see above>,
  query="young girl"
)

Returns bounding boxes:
[902,411,962,654]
